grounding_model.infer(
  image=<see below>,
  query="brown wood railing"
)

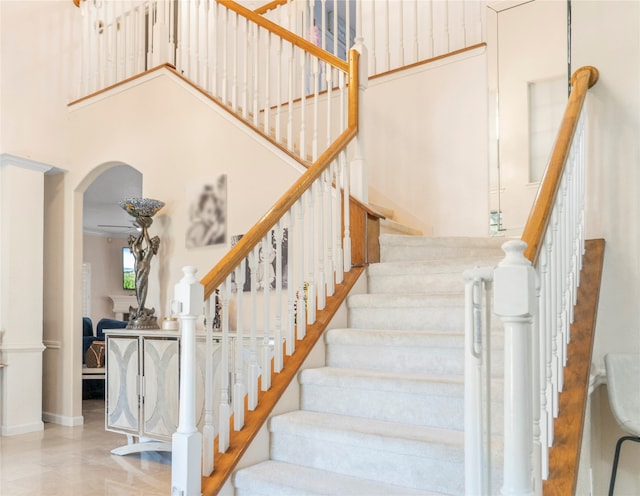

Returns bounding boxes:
[192,3,366,494]
[521,66,599,264]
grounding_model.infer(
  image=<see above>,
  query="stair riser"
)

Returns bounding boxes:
[301,383,464,429]
[368,272,465,294]
[270,431,465,495]
[327,344,466,375]
[381,245,504,263]
[348,305,465,331]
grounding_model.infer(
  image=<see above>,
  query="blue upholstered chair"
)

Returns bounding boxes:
[82,317,96,364]
[96,318,128,340]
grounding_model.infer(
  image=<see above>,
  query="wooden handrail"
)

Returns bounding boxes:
[200,48,359,299]
[217,0,348,73]
[521,66,599,263]
[253,0,288,15]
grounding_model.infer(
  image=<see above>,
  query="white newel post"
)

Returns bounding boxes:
[494,241,536,496]
[171,267,204,496]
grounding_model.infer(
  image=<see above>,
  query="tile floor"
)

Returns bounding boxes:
[0,400,172,496]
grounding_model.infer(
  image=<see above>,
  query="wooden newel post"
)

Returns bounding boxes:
[494,240,536,496]
[171,266,204,496]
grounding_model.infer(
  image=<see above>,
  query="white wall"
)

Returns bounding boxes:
[0,1,79,168]
[365,46,490,237]
[571,1,640,494]
[487,0,568,235]
[83,235,131,327]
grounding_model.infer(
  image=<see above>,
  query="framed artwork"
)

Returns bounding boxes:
[231,228,288,292]
[186,175,227,248]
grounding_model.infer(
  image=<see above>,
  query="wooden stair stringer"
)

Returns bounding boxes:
[543,238,605,495]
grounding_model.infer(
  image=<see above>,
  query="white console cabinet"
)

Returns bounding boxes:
[105,329,181,455]
[105,328,272,456]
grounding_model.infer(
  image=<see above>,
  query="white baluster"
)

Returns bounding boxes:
[218,277,231,452]
[342,153,351,272]
[287,41,294,151]
[383,0,390,71]
[273,223,284,372]
[263,29,271,135]
[248,248,258,410]
[234,261,245,430]
[335,156,345,281]
[537,244,551,477]
[222,6,229,104]
[398,0,405,67]
[307,185,317,324]
[242,17,249,119]
[296,199,306,339]
[171,266,203,496]
[232,11,238,112]
[209,0,217,96]
[532,273,543,496]
[253,23,259,128]
[286,211,296,355]
[317,172,326,311]
[202,292,215,476]
[326,165,335,296]
[413,0,419,62]
[262,235,272,390]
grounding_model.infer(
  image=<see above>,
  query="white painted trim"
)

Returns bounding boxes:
[0,343,46,353]
[69,67,307,175]
[1,420,45,436]
[0,153,54,174]
[42,411,85,427]
[369,45,487,87]
[43,340,62,350]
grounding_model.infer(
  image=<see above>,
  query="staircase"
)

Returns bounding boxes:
[234,233,506,495]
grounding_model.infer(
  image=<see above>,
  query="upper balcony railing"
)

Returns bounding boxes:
[258,0,486,77]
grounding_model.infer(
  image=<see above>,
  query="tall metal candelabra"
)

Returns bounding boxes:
[120,197,165,330]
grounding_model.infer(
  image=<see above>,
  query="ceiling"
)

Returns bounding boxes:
[83,165,143,237]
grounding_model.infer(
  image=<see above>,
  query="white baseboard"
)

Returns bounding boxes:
[1,420,44,436]
[42,411,84,427]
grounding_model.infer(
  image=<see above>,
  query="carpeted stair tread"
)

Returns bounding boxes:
[300,367,463,395]
[269,410,466,493]
[234,460,448,496]
[380,234,507,263]
[270,410,464,459]
[367,258,503,275]
[348,292,465,308]
[326,327,465,347]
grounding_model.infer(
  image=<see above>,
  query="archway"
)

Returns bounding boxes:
[77,163,142,415]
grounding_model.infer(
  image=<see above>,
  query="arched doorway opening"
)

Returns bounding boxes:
[79,163,142,414]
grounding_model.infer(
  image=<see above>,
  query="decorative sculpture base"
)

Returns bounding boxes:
[127,306,160,330]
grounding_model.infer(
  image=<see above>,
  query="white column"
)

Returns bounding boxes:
[171,266,203,496]
[494,240,536,496]
[1,155,50,436]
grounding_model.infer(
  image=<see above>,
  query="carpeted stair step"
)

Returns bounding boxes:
[268,410,466,495]
[300,367,464,429]
[347,293,466,331]
[380,234,506,263]
[326,328,466,375]
[326,328,505,376]
[234,460,448,496]
[367,258,503,294]
[347,293,504,332]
